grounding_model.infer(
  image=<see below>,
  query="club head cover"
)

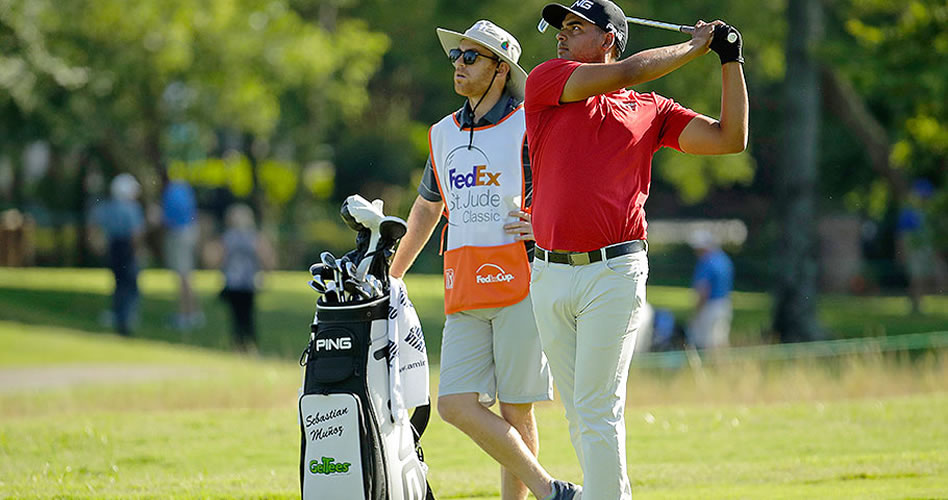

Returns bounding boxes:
[379,216,408,241]
[344,194,384,230]
[340,199,367,232]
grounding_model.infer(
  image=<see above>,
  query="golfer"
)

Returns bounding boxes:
[390,20,579,500]
[524,1,748,499]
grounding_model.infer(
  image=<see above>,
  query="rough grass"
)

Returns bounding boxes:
[1,268,947,498]
[1,321,947,499]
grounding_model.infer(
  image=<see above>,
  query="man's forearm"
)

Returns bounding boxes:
[718,62,749,151]
[389,196,443,279]
[561,39,709,103]
[620,41,706,87]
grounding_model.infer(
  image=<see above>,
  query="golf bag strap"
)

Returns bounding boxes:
[409,403,431,442]
[411,404,436,499]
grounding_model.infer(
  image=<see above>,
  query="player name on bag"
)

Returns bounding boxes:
[304,407,349,427]
[309,425,345,442]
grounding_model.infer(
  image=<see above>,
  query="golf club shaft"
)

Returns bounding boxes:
[628,17,693,34]
[538,16,694,34]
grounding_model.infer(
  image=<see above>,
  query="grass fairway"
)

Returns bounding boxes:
[2,321,947,499]
[1,268,947,498]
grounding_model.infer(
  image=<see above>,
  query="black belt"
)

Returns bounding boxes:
[535,240,647,266]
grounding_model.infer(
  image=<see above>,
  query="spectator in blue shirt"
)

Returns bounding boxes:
[161,171,203,330]
[896,179,939,314]
[687,229,734,350]
[89,173,144,336]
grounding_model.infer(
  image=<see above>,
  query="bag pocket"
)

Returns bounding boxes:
[300,393,370,500]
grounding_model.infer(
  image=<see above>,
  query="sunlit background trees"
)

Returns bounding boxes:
[2,0,946,341]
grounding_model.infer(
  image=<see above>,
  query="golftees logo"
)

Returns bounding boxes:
[309,456,352,475]
[444,268,455,289]
[475,263,515,284]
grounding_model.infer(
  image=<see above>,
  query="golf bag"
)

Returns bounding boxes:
[299,293,433,500]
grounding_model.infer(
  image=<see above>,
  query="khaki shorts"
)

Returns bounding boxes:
[165,225,197,276]
[438,294,553,406]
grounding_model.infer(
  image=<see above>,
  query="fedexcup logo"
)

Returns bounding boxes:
[475,263,515,284]
[309,456,352,475]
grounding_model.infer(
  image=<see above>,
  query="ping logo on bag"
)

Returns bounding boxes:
[309,456,352,475]
[315,337,353,352]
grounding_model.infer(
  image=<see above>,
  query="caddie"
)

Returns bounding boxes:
[390,19,580,500]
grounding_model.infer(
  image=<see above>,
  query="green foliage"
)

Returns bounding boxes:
[828,0,948,178]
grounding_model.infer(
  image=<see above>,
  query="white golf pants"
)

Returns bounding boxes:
[689,297,732,349]
[530,251,648,500]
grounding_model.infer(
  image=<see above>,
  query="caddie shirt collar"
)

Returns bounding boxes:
[457,91,519,128]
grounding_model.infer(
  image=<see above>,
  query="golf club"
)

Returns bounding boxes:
[537,16,738,43]
[309,263,334,283]
[345,279,373,301]
[309,276,328,294]
[335,258,347,299]
[320,251,344,301]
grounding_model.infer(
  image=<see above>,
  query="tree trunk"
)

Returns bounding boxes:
[773,0,824,342]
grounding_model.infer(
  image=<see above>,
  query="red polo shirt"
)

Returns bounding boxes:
[524,58,698,252]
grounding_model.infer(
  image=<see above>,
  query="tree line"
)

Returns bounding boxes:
[2,0,945,340]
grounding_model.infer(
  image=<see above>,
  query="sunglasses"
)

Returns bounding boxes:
[448,48,500,65]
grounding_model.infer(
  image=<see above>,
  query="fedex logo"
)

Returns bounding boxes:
[449,166,501,190]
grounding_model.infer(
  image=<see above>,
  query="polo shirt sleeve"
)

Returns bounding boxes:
[654,93,699,151]
[524,59,582,111]
[417,155,442,203]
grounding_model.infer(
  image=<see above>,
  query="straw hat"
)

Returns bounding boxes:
[436,20,528,100]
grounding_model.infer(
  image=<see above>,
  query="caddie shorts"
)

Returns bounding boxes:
[438,294,553,406]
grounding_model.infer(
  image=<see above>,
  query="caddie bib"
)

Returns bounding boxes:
[429,106,529,315]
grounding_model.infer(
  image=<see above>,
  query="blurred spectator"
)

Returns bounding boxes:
[89,173,144,336]
[210,203,275,353]
[687,230,734,350]
[896,179,940,314]
[161,171,203,330]
[0,209,35,267]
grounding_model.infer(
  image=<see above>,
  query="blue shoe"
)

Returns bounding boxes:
[544,479,581,500]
